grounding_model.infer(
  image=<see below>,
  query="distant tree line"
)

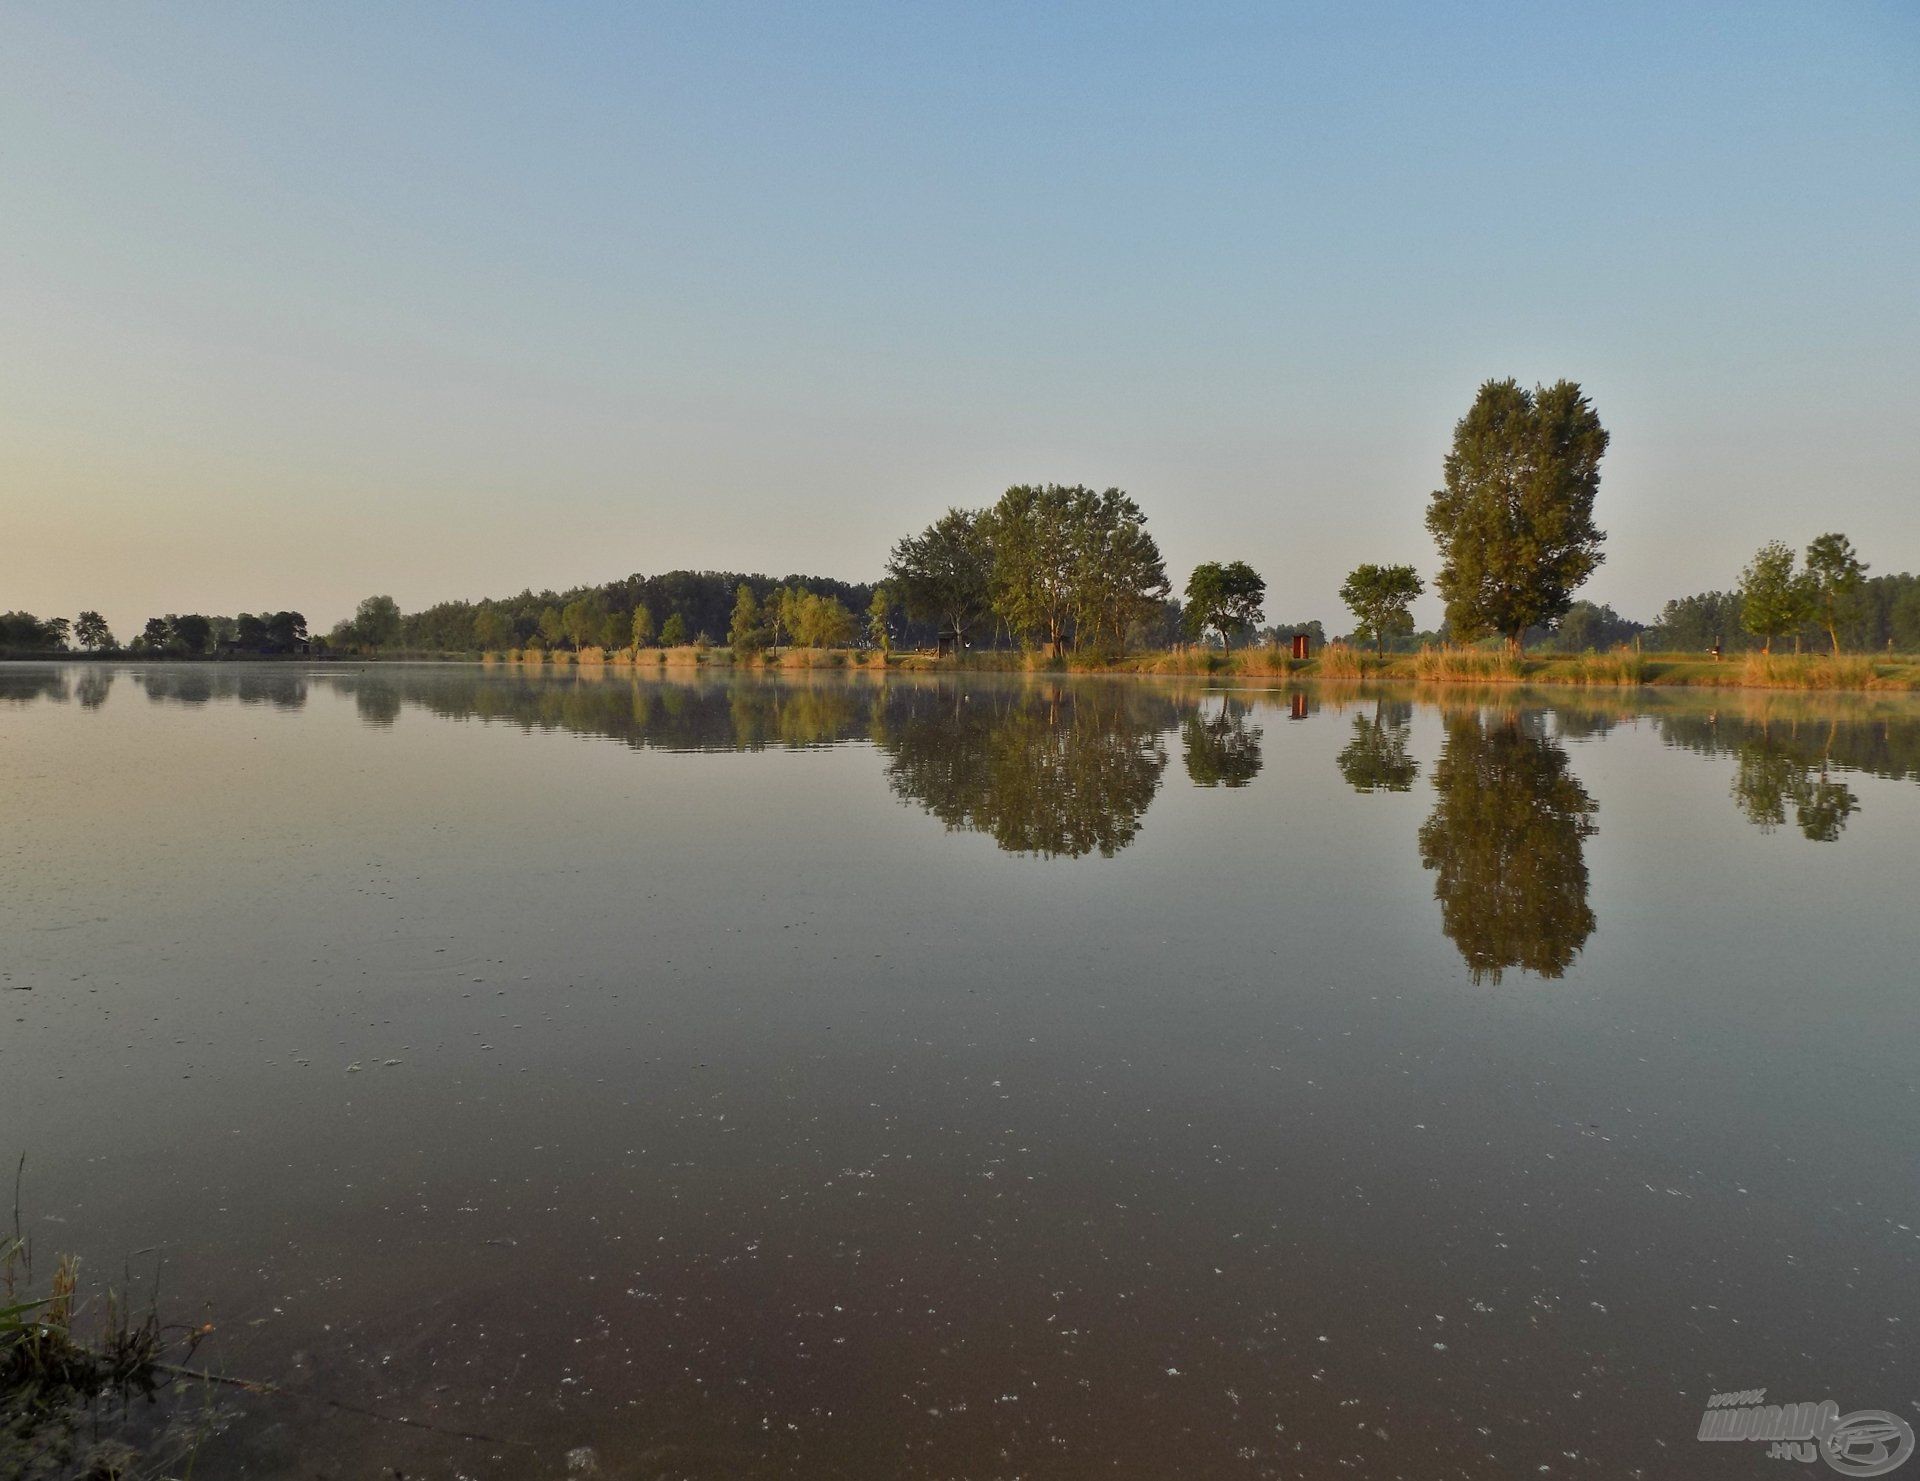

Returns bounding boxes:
[8,376,1915,662]
[0,609,310,656]
[323,572,922,656]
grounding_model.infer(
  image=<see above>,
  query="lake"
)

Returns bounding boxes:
[3,663,1917,1478]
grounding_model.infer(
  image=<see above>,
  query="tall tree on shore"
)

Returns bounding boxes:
[474,606,512,650]
[1072,488,1169,650]
[1803,532,1867,657]
[660,612,689,646]
[867,585,894,653]
[982,485,1082,653]
[629,605,656,648]
[1339,564,1425,653]
[353,595,403,650]
[1426,379,1608,652]
[73,610,114,651]
[888,508,992,649]
[1740,541,1812,655]
[1184,561,1266,653]
[729,584,766,657]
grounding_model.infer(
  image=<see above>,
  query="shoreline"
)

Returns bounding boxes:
[10,646,1919,694]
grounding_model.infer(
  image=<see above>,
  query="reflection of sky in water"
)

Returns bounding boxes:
[3,665,1918,1478]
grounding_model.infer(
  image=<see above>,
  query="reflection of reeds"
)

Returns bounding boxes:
[1412,645,1524,683]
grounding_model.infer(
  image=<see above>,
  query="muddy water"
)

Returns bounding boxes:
[3,664,1916,1478]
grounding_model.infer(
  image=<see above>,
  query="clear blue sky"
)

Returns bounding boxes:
[3,2,1916,637]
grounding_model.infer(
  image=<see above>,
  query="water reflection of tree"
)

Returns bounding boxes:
[1731,732,1858,842]
[878,684,1172,857]
[75,669,114,709]
[1336,699,1418,792]
[0,669,70,704]
[1182,698,1264,788]
[1417,711,1598,985]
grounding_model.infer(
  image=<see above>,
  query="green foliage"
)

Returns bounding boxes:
[1183,561,1266,652]
[629,605,656,648]
[729,584,766,656]
[561,596,608,650]
[1803,531,1867,656]
[473,605,513,650]
[660,612,689,646]
[792,592,856,647]
[887,507,993,646]
[979,484,1169,653]
[1339,563,1424,653]
[1426,378,1609,648]
[867,585,894,653]
[1740,541,1813,654]
[1547,600,1642,653]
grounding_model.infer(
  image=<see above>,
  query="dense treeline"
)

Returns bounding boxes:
[7,376,1917,664]
[326,571,933,656]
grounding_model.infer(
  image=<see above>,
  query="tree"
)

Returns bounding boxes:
[1803,532,1867,657]
[73,611,114,651]
[1650,590,1745,653]
[473,606,513,650]
[266,611,308,651]
[1070,488,1168,650]
[630,605,656,648]
[352,595,403,649]
[1740,541,1812,655]
[660,612,689,646]
[729,584,766,657]
[1339,564,1424,654]
[141,617,172,652]
[537,605,566,648]
[1551,600,1641,653]
[888,508,992,650]
[793,592,855,647]
[867,585,894,653]
[1426,378,1609,651]
[169,613,212,655]
[1184,561,1266,652]
[561,596,608,650]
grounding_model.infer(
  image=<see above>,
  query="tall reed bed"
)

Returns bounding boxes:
[1411,645,1524,683]
[1315,645,1366,679]
[1738,653,1880,690]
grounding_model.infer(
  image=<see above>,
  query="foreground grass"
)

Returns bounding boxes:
[3,1179,216,1480]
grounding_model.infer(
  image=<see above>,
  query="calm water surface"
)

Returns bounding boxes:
[3,663,1917,1479]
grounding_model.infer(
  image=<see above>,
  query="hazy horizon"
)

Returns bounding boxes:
[4,3,1916,640]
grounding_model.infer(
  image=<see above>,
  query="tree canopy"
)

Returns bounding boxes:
[1426,378,1608,650]
[1339,564,1424,653]
[1184,561,1266,652]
